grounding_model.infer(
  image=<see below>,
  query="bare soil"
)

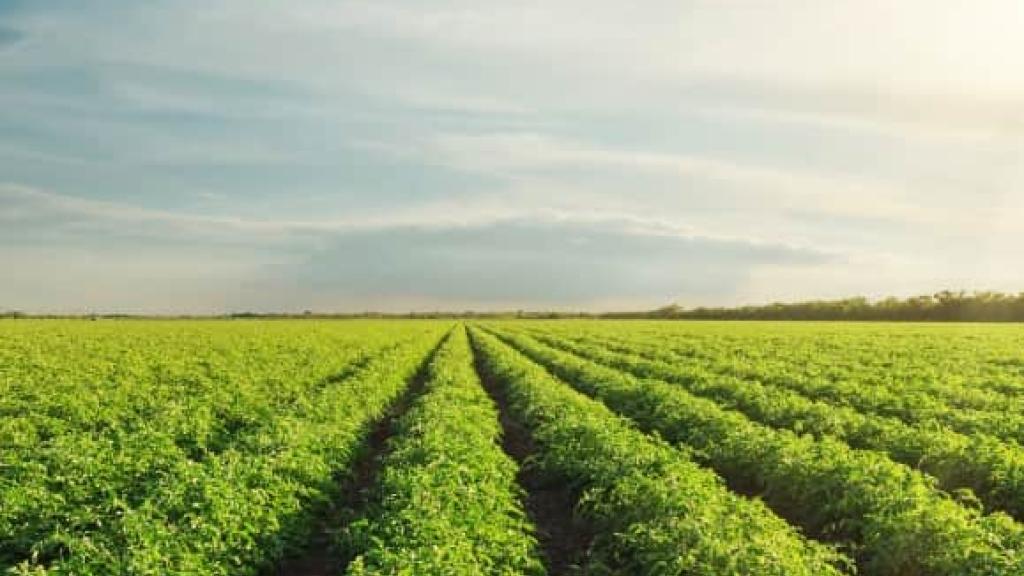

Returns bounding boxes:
[272,336,445,576]
[470,334,595,575]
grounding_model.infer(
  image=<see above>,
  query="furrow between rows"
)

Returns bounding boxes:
[512,327,1024,520]
[542,328,1024,443]
[481,325,1024,575]
[469,327,852,575]
[339,326,545,575]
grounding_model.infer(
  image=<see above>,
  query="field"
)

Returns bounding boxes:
[5,320,1024,575]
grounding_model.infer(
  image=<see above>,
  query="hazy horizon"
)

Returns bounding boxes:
[3,2,1023,314]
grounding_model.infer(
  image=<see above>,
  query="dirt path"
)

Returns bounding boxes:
[470,332,594,575]
[271,337,445,576]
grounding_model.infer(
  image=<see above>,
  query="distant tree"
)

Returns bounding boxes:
[633,291,1024,322]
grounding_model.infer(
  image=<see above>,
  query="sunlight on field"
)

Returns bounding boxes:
[5,319,1024,574]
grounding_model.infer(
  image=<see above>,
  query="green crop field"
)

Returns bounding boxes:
[5,319,1024,575]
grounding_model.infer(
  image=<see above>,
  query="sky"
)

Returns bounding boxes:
[1,1,1023,313]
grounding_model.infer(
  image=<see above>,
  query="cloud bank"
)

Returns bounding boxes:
[1,1,1022,312]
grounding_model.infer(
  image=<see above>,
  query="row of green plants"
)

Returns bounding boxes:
[1,321,449,574]
[2,324,379,570]
[538,324,1024,444]
[470,328,851,575]
[515,327,1024,520]
[540,321,1024,410]
[343,327,545,574]
[1,323,410,570]
[484,326,1024,575]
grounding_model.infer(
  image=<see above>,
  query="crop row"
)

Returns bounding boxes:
[2,326,396,570]
[1,322,449,574]
[470,328,851,575]
[483,325,1024,576]
[529,325,1024,444]
[511,327,1024,520]
[537,321,1024,409]
[343,327,544,574]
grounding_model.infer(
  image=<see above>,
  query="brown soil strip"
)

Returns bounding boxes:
[469,333,595,575]
[270,333,450,576]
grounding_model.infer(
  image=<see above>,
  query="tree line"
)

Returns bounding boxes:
[612,291,1024,322]
[5,291,1024,321]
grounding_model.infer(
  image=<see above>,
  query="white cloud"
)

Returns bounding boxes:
[0,182,811,248]
[424,132,989,239]
[2,1,1024,311]
[1,183,833,313]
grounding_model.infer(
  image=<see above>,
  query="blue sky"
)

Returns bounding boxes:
[2,1,1023,313]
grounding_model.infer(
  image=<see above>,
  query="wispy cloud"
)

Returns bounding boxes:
[1,182,825,249]
[1,183,833,313]
[423,132,989,238]
[1,1,1023,312]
